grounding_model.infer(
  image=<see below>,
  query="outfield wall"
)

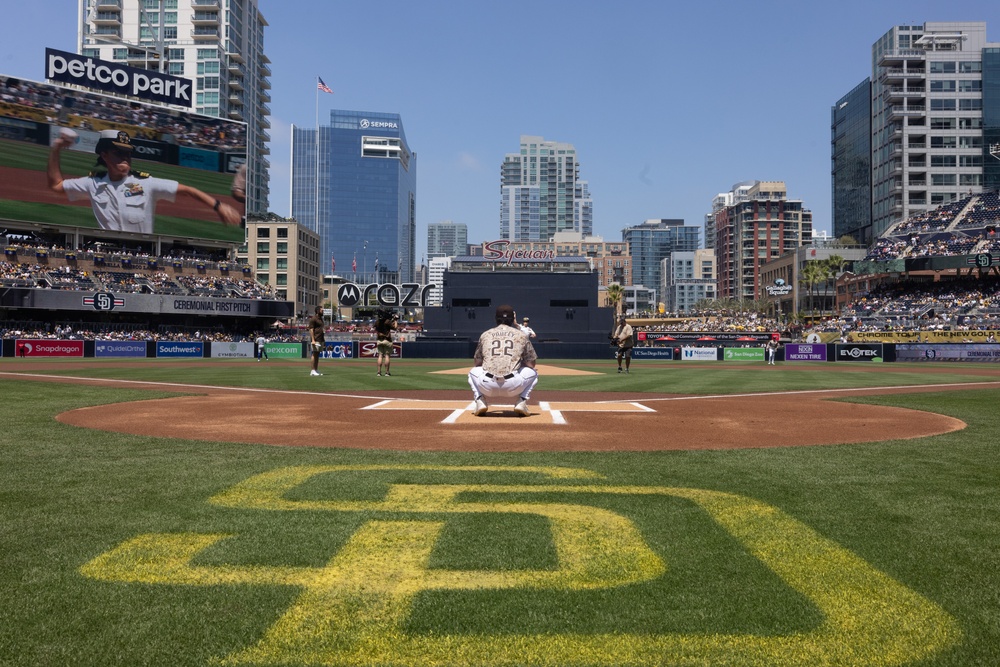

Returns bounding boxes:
[4,338,1000,362]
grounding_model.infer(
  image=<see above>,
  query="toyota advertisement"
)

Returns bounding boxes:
[0,69,246,243]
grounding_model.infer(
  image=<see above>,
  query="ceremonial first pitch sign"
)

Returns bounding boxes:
[80,465,958,666]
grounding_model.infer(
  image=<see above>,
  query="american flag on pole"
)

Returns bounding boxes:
[352,254,357,272]
[317,77,333,94]
[331,255,335,273]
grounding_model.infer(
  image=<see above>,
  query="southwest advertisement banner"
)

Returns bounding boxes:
[156,341,204,358]
[785,343,829,362]
[95,340,146,358]
[14,339,83,357]
[896,344,1000,362]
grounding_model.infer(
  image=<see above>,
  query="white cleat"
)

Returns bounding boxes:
[473,397,488,416]
[310,370,322,376]
[514,399,530,416]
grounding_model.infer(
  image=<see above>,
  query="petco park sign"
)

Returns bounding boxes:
[484,240,555,265]
[45,48,192,107]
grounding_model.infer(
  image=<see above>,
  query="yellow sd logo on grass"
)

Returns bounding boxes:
[80,465,959,666]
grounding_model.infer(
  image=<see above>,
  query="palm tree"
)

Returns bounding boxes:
[823,255,847,313]
[606,283,624,324]
[799,262,826,316]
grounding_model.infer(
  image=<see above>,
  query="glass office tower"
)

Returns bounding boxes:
[291,110,416,283]
[831,78,873,244]
[622,219,700,297]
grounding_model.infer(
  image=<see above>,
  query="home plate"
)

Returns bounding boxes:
[362,399,654,425]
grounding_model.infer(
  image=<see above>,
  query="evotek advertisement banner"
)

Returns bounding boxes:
[156,341,204,358]
[95,340,147,358]
[13,339,83,357]
[785,343,829,362]
[210,342,255,359]
[45,48,192,108]
[835,343,884,362]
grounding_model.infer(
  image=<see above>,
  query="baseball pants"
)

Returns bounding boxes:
[468,366,538,402]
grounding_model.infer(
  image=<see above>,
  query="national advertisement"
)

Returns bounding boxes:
[681,347,719,361]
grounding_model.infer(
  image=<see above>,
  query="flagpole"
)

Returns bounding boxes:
[315,78,320,277]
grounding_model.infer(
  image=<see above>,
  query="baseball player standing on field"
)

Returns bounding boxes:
[307,306,325,376]
[374,309,397,376]
[47,129,242,235]
[255,332,268,361]
[468,304,538,417]
[612,314,634,374]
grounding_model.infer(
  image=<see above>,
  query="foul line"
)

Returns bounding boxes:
[607,380,1000,403]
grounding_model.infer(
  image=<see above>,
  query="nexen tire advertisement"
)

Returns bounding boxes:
[835,343,884,362]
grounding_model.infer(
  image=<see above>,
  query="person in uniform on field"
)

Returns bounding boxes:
[255,332,268,361]
[374,309,398,376]
[612,314,634,374]
[307,306,325,376]
[468,304,538,417]
[518,315,536,339]
[766,338,778,365]
[47,129,242,235]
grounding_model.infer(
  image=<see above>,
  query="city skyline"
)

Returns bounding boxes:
[0,0,994,250]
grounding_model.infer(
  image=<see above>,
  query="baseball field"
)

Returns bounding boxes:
[1,356,999,666]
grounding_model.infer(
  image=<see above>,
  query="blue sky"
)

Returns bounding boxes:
[0,1,994,254]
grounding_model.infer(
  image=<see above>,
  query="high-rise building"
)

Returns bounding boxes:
[290,110,416,284]
[663,249,716,314]
[713,181,812,301]
[831,79,873,244]
[621,219,700,298]
[237,217,320,317]
[500,135,592,241]
[78,0,271,215]
[427,221,468,258]
[842,21,999,240]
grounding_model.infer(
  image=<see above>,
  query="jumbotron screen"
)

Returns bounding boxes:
[0,75,246,243]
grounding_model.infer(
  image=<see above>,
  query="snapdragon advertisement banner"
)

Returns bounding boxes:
[785,343,829,362]
[156,341,203,358]
[14,339,83,357]
[95,340,147,358]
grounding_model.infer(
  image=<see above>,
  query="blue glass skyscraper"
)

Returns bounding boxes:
[291,110,416,283]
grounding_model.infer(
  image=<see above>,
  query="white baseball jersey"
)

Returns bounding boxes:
[62,172,178,235]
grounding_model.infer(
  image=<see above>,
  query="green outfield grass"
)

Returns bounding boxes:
[1,360,998,666]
